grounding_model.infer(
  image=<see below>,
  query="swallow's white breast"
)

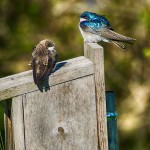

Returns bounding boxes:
[79,26,102,43]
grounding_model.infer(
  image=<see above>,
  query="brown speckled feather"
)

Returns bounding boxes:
[31,39,58,84]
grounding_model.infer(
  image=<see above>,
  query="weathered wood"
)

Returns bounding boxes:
[4,100,13,150]
[106,91,119,150]
[2,43,109,150]
[12,75,98,150]
[0,56,94,101]
[11,96,25,150]
[84,43,108,150]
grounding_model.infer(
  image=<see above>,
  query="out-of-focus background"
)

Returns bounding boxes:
[0,0,150,149]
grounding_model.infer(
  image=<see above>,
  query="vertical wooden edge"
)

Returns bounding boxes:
[12,95,26,150]
[84,43,108,150]
[106,91,119,150]
[4,99,13,150]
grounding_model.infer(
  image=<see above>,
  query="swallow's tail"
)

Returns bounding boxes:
[112,41,126,49]
[101,29,136,43]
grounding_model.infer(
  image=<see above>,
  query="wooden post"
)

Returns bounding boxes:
[84,43,108,150]
[0,53,109,149]
[4,100,13,150]
[11,96,26,150]
[0,56,101,150]
[106,91,119,150]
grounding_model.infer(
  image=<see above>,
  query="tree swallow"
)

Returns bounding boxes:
[31,39,58,84]
[79,11,136,49]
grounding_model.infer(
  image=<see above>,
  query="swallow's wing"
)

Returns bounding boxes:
[99,28,136,43]
[96,15,113,30]
[80,21,100,35]
[80,21,135,43]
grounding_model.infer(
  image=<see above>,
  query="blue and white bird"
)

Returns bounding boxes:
[79,11,135,49]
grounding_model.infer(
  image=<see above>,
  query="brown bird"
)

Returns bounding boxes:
[31,39,58,84]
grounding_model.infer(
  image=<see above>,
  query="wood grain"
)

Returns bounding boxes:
[11,96,25,150]
[84,43,108,150]
[21,75,98,150]
[0,56,94,101]
[2,43,108,150]
[4,100,13,150]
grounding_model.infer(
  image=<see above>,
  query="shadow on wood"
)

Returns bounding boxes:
[36,61,67,92]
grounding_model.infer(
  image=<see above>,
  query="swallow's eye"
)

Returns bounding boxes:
[84,16,88,19]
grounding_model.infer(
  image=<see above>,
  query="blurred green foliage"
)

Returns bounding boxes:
[0,0,150,150]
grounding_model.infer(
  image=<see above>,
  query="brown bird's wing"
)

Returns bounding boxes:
[31,44,49,84]
[31,44,58,84]
[46,49,58,78]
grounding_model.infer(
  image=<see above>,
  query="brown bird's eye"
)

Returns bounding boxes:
[32,46,36,51]
[45,41,54,47]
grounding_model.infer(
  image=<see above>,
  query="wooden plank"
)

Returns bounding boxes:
[4,100,13,150]
[0,56,94,101]
[22,75,98,150]
[84,43,108,150]
[106,91,119,150]
[11,95,25,150]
